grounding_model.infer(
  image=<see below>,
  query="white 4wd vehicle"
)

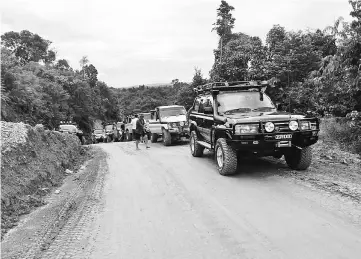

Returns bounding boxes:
[148,105,190,146]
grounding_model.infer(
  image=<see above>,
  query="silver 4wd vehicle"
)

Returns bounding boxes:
[92,128,106,143]
[149,105,190,146]
[58,121,86,145]
[188,81,320,176]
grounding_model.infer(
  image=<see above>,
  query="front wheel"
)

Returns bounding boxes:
[284,146,312,170]
[215,138,238,176]
[190,131,204,157]
[162,129,172,146]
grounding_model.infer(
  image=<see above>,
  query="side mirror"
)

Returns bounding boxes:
[204,106,213,114]
[276,103,283,111]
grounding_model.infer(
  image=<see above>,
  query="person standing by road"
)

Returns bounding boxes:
[135,114,150,150]
[131,114,138,141]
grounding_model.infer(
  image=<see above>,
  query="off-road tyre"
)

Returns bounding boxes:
[190,131,204,157]
[284,146,312,170]
[151,133,158,143]
[162,128,172,146]
[215,138,238,176]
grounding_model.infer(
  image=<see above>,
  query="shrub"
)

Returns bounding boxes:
[321,112,361,154]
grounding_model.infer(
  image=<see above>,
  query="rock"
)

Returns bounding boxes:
[54,190,61,194]
[341,159,348,165]
[65,169,73,175]
[326,155,333,160]
[80,165,86,170]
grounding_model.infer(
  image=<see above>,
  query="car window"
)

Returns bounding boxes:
[59,125,76,131]
[217,91,275,114]
[198,96,208,113]
[105,125,113,130]
[159,107,186,118]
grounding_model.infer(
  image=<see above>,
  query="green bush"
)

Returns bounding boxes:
[321,113,361,154]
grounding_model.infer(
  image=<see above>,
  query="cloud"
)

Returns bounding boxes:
[0,0,353,87]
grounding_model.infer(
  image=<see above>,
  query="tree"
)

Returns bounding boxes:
[212,0,235,39]
[266,25,286,51]
[55,59,71,70]
[79,56,89,78]
[211,0,236,71]
[84,64,98,87]
[1,30,56,64]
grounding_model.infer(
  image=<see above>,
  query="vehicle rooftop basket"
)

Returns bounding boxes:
[59,121,76,125]
[194,80,271,94]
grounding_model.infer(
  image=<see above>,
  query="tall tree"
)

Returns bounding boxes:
[1,30,56,64]
[211,0,236,69]
[79,56,89,78]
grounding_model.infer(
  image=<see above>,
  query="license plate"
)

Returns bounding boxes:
[275,134,292,140]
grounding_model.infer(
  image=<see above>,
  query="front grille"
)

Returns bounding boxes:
[261,121,291,133]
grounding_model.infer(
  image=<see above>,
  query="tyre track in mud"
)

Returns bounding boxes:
[1,147,107,259]
[38,155,107,259]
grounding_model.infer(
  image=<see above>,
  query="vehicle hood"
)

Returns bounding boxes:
[225,111,305,124]
[160,115,187,123]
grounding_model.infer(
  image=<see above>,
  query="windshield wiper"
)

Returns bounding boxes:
[252,107,275,112]
[224,108,252,114]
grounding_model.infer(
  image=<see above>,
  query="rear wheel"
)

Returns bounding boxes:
[151,133,158,143]
[162,128,172,146]
[190,131,204,157]
[284,146,312,170]
[215,138,238,176]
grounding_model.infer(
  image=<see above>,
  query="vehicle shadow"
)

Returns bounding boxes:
[201,150,292,179]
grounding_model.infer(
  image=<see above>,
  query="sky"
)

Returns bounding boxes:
[0,0,354,87]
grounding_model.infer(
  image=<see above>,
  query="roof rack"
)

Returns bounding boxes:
[194,80,270,94]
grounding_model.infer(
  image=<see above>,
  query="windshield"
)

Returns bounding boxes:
[94,129,103,134]
[105,125,113,130]
[159,107,186,118]
[59,125,76,131]
[217,91,275,115]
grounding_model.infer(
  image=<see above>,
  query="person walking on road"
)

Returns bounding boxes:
[131,114,138,141]
[135,114,150,150]
[143,118,151,148]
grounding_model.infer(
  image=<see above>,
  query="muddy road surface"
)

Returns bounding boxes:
[4,141,361,259]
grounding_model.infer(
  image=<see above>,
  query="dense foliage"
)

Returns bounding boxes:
[1,30,119,134]
[2,0,361,144]
[210,0,361,116]
[1,31,205,132]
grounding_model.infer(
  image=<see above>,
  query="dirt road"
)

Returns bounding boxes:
[5,141,361,258]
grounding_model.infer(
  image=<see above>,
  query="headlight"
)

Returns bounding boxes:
[300,121,310,130]
[179,121,185,126]
[289,121,299,131]
[235,124,259,134]
[264,122,275,132]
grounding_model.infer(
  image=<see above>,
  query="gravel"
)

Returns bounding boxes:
[1,121,29,154]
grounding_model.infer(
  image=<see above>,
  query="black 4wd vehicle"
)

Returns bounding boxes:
[188,81,320,176]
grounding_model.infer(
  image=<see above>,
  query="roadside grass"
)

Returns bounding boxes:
[320,117,361,155]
